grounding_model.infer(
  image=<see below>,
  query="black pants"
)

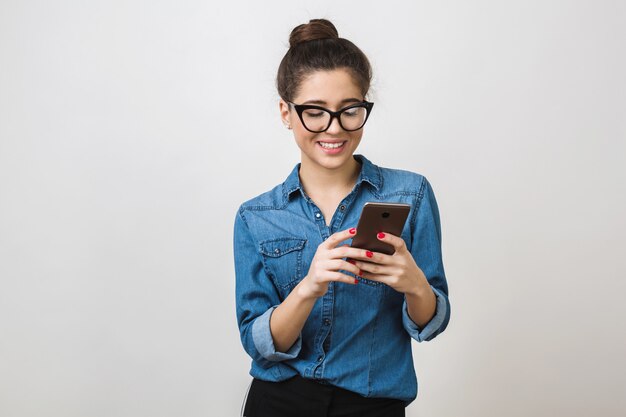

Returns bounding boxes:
[243,376,405,417]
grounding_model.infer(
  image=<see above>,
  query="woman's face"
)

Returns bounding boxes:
[280,68,366,171]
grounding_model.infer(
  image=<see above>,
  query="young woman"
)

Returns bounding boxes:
[233,18,451,417]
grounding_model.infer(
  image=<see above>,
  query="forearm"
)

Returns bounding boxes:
[269,279,317,353]
[405,281,437,328]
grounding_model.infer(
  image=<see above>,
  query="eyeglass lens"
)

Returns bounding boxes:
[301,106,368,132]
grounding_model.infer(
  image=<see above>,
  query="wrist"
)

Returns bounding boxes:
[406,279,432,299]
[294,276,319,302]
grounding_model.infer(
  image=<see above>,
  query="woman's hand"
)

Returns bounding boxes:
[353,232,430,296]
[352,232,438,327]
[297,227,362,300]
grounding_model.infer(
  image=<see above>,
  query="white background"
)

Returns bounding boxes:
[1,1,625,416]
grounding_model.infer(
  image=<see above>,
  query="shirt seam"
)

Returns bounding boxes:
[409,176,428,231]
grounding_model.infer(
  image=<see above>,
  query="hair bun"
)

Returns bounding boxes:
[289,18,339,48]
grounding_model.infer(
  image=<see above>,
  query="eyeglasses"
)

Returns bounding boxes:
[288,101,374,133]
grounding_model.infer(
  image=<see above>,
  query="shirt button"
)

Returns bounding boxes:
[317,356,323,362]
[274,248,280,255]
[323,319,331,326]
[339,205,346,211]
[315,213,321,218]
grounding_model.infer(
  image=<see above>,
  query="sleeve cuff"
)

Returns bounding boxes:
[252,306,302,361]
[402,285,448,342]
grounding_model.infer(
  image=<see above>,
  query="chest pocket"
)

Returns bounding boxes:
[259,237,307,292]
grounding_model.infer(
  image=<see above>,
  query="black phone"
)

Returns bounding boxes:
[349,202,411,255]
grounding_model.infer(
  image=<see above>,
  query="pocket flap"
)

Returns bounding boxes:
[259,238,306,257]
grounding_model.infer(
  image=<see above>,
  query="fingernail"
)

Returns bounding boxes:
[366,251,373,258]
[349,228,356,234]
[354,278,359,284]
[347,259,355,265]
[377,232,385,239]
[359,269,363,275]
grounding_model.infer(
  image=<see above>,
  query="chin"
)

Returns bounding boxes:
[316,153,355,169]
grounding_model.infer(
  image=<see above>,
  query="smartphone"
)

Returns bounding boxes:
[349,202,411,255]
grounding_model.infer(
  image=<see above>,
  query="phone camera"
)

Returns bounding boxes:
[382,212,390,218]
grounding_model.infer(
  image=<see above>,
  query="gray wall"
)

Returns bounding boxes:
[1,1,625,416]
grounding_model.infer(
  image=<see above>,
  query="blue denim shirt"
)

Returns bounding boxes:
[233,154,450,404]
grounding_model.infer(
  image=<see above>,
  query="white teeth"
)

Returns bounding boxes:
[319,142,344,149]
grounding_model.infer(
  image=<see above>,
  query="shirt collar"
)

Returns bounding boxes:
[282,154,382,203]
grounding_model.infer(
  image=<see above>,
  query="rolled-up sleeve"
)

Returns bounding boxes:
[233,208,302,363]
[252,306,302,361]
[402,177,451,342]
[402,286,449,342]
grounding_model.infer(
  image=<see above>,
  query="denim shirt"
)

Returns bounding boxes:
[233,154,450,404]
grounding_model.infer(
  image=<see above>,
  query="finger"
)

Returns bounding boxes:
[321,271,358,285]
[322,227,357,249]
[354,261,392,276]
[357,248,393,265]
[375,232,407,252]
[328,246,363,261]
[329,246,390,263]
[358,270,391,285]
[321,258,361,276]
[318,258,360,275]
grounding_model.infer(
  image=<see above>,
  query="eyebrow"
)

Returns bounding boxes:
[301,98,362,105]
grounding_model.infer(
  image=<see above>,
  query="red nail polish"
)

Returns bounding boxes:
[349,227,356,234]
[359,269,363,275]
[354,278,359,284]
[377,232,385,239]
[347,259,355,264]
[366,251,373,258]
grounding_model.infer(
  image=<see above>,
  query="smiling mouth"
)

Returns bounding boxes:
[318,141,346,149]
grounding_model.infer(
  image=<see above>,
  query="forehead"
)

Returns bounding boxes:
[294,68,362,106]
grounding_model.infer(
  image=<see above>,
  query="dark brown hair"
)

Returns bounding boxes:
[276,18,372,102]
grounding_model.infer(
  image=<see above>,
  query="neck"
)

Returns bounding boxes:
[299,155,361,199]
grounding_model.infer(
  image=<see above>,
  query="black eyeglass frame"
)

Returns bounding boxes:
[287,100,374,133]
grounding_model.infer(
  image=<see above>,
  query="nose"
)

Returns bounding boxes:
[325,115,344,134]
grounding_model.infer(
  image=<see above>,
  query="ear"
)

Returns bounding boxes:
[279,99,292,129]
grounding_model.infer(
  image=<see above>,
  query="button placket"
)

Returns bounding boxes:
[329,195,354,231]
